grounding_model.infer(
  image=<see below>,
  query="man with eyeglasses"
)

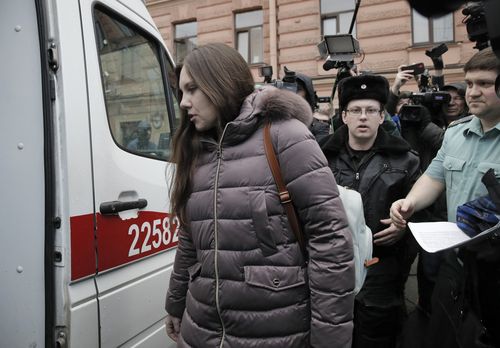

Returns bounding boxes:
[321,74,421,348]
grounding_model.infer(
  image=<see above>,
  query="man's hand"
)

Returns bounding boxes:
[391,65,414,95]
[348,64,360,77]
[165,315,182,342]
[374,219,406,246]
[390,198,416,230]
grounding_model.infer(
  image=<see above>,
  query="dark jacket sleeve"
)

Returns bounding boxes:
[274,119,355,348]
[420,122,444,156]
[386,91,400,116]
[165,226,197,318]
[405,151,422,195]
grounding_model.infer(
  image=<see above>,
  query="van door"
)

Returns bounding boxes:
[78,1,180,346]
[0,1,47,346]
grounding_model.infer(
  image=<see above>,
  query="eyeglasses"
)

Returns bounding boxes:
[345,108,382,117]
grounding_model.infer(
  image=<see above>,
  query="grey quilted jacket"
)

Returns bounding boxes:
[165,87,355,348]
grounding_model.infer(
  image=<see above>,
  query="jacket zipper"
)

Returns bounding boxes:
[344,152,375,191]
[214,125,229,348]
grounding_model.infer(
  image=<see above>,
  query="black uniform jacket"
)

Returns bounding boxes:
[321,125,421,257]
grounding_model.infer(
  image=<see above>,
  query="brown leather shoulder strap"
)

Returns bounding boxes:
[263,119,306,256]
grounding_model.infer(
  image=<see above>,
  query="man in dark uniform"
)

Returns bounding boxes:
[321,74,421,348]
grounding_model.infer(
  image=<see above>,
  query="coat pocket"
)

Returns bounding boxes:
[244,265,306,292]
[248,190,277,256]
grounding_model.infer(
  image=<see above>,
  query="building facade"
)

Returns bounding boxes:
[146,0,476,108]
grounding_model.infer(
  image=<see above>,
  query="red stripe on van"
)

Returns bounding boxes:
[70,214,96,280]
[70,212,178,280]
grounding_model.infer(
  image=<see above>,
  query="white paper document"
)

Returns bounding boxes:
[408,220,500,253]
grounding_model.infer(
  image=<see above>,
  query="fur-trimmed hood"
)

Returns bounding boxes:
[222,86,313,145]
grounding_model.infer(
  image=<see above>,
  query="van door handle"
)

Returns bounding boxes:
[99,199,148,215]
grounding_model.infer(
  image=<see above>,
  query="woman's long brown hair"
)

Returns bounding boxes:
[170,43,255,226]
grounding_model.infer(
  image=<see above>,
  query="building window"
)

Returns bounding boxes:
[175,21,197,64]
[321,0,356,37]
[235,10,263,64]
[412,10,453,44]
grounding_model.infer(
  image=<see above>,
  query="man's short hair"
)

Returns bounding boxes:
[464,47,500,75]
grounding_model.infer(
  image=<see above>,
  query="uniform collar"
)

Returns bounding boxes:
[463,116,500,137]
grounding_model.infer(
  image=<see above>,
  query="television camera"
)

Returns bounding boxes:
[406,0,499,58]
[258,65,331,108]
[258,65,298,93]
[399,92,451,123]
[407,1,500,97]
[399,43,451,124]
[318,34,360,73]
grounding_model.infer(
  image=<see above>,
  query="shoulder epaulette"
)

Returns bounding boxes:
[448,115,474,128]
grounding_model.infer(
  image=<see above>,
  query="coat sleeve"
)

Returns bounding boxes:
[165,226,197,319]
[274,119,355,348]
[420,122,444,156]
[385,91,400,116]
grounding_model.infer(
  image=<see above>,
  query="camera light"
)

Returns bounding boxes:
[324,34,359,55]
[317,40,329,59]
[259,65,273,78]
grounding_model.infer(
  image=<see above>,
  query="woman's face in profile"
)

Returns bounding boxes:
[179,67,218,132]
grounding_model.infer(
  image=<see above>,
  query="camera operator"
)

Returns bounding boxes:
[386,66,416,116]
[441,82,469,125]
[258,66,333,143]
[386,66,420,133]
[295,72,333,143]
[386,63,452,315]
[310,105,333,143]
[388,68,445,169]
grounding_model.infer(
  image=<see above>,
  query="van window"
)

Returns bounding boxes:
[94,8,180,160]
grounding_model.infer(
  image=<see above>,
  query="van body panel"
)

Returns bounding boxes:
[97,253,175,347]
[0,1,46,346]
[80,0,178,346]
[1,0,178,346]
[68,291,100,348]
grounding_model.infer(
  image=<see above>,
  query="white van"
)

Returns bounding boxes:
[1,0,179,347]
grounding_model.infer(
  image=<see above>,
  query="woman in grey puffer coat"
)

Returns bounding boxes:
[165,43,355,348]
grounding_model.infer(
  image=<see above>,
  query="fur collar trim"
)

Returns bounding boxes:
[222,86,313,145]
[321,124,412,155]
